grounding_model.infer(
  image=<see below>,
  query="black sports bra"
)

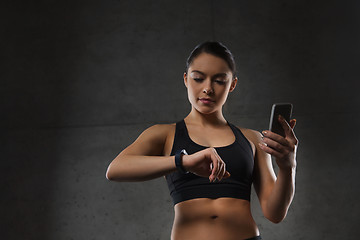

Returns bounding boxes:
[165,119,254,205]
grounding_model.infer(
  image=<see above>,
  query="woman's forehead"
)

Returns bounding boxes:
[188,53,231,74]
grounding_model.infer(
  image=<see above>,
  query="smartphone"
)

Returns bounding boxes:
[269,103,293,137]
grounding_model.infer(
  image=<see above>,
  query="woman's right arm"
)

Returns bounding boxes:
[106,124,230,182]
[106,124,177,182]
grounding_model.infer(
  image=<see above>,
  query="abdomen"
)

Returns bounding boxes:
[171,197,259,240]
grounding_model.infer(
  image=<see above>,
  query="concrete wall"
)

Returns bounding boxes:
[2,0,359,239]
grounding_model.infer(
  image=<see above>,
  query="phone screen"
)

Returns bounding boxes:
[269,103,293,137]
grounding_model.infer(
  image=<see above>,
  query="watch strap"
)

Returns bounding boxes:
[175,149,188,174]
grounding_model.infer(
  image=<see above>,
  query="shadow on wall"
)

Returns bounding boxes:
[2,2,83,239]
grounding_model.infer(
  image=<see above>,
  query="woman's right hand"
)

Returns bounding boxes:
[182,148,230,182]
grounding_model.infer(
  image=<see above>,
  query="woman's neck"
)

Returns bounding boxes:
[185,107,227,127]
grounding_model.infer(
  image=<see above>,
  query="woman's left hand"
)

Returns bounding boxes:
[259,115,299,170]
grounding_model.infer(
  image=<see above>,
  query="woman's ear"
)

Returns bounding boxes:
[229,77,238,92]
[183,72,188,88]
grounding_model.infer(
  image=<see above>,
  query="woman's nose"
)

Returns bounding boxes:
[203,80,214,94]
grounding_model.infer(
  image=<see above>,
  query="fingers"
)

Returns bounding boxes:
[209,148,220,182]
[290,119,297,129]
[278,116,298,144]
[262,130,288,147]
[262,130,297,152]
[208,148,228,182]
[258,139,283,159]
[260,117,299,161]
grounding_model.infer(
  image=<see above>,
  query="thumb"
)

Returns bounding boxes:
[223,171,231,178]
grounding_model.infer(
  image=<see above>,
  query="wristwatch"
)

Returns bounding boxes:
[175,149,189,174]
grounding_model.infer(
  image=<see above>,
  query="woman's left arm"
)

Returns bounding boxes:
[246,115,298,223]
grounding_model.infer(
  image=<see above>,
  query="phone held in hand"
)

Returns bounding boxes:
[269,103,293,137]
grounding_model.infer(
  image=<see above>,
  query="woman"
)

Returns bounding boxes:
[106,42,298,240]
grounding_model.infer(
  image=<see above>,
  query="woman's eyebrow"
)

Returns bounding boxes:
[191,70,205,75]
[213,73,228,78]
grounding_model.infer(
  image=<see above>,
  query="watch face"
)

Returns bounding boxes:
[182,149,188,155]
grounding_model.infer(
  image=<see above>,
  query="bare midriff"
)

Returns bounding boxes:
[171,197,259,240]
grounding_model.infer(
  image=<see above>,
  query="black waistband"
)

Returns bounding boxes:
[245,236,262,240]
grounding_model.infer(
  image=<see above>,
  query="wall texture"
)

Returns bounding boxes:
[2,0,359,239]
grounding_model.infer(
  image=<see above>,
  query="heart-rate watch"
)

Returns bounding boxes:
[175,149,189,174]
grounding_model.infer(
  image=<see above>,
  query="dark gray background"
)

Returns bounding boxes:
[2,0,359,239]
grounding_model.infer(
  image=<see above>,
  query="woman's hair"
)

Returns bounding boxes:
[185,41,237,78]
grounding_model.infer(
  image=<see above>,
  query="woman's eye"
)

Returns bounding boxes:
[215,80,226,85]
[193,78,203,82]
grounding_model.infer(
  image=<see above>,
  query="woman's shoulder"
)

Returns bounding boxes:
[140,122,176,139]
[235,126,263,148]
[147,122,176,132]
[146,123,176,156]
[237,127,262,140]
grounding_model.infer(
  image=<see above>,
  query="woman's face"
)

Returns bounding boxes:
[184,53,237,115]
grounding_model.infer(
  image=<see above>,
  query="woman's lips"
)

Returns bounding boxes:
[199,98,215,104]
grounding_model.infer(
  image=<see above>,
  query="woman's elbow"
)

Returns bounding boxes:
[106,154,128,181]
[105,165,114,181]
[105,161,136,182]
[266,215,285,224]
[105,163,122,181]
[263,210,287,224]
